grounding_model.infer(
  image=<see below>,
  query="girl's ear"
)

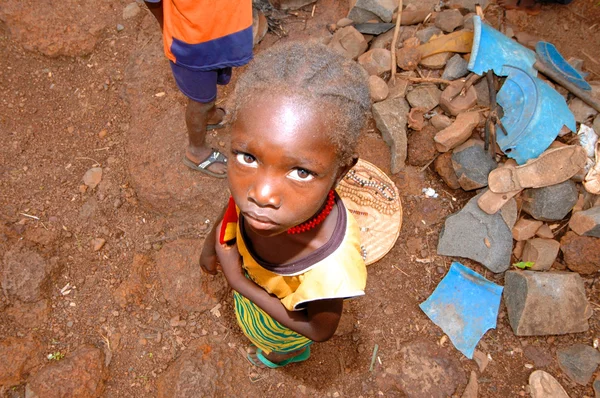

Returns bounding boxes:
[334,155,359,187]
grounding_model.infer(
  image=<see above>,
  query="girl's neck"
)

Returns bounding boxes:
[243,201,340,267]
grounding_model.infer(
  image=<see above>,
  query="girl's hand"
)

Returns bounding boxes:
[215,240,244,287]
[199,250,219,275]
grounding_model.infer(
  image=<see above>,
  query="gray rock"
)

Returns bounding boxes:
[416,26,443,44]
[434,9,464,33]
[521,181,579,221]
[437,192,514,273]
[504,270,591,336]
[557,344,600,385]
[500,197,518,230]
[116,24,125,32]
[404,0,439,10]
[372,97,410,174]
[569,97,598,123]
[394,340,466,397]
[420,51,452,69]
[347,7,381,23]
[431,113,453,130]
[446,0,490,12]
[122,2,140,19]
[328,26,369,60]
[529,370,570,398]
[270,0,317,10]
[474,77,490,107]
[2,246,56,303]
[348,0,397,23]
[406,84,441,112]
[442,54,469,81]
[463,13,476,31]
[569,206,600,237]
[451,140,497,191]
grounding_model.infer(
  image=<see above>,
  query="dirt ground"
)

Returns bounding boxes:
[0,0,599,397]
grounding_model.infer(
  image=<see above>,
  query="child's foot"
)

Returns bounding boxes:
[183,147,228,178]
[246,345,310,368]
[497,0,542,15]
[207,107,227,131]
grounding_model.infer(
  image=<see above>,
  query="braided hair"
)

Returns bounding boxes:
[232,41,371,165]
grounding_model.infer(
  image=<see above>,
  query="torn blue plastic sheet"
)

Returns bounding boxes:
[468,16,537,77]
[496,66,576,164]
[536,42,591,91]
[419,262,503,359]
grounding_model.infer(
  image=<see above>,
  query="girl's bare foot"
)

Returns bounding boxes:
[497,0,542,15]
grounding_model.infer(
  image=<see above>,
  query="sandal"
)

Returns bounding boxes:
[247,346,311,369]
[207,107,227,131]
[182,149,228,178]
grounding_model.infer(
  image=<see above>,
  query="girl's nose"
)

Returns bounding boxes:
[248,176,281,209]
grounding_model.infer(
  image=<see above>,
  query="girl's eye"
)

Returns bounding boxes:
[288,168,315,182]
[235,153,258,168]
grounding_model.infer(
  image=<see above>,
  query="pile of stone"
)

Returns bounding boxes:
[322,0,600,391]
[321,0,599,276]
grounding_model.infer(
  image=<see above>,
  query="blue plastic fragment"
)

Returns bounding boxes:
[468,16,537,77]
[419,262,503,359]
[536,42,591,91]
[496,66,577,164]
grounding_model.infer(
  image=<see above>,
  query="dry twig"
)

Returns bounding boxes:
[389,0,403,83]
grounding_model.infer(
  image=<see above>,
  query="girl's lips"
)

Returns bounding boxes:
[243,211,279,230]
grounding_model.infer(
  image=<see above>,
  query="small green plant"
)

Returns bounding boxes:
[148,352,153,358]
[513,261,534,269]
[47,351,65,361]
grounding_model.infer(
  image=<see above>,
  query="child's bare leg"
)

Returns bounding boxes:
[247,345,307,368]
[185,99,227,174]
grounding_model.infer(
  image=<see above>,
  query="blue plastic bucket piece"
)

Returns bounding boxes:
[419,262,503,359]
[496,66,576,164]
[536,41,592,91]
[468,16,537,77]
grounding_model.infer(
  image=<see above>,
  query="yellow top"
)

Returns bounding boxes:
[231,195,367,311]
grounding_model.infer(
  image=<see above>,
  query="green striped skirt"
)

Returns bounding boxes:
[233,291,312,355]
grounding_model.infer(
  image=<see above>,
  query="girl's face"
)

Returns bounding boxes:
[229,93,345,237]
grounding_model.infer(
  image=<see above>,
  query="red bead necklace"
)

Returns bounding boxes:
[287,190,336,234]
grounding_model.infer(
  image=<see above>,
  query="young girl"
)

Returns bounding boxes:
[200,41,371,368]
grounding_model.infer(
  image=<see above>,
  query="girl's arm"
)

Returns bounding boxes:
[215,236,343,342]
[199,206,228,275]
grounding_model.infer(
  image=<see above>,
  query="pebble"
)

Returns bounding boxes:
[98,129,108,139]
[83,167,103,189]
[91,237,106,252]
[116,24,125,32]
[123,2,141,19]
[67,321,74,328]
[112,310,120,317]
[369,75,389,102]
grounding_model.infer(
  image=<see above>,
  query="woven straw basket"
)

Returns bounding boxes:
[336,159,403,265]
